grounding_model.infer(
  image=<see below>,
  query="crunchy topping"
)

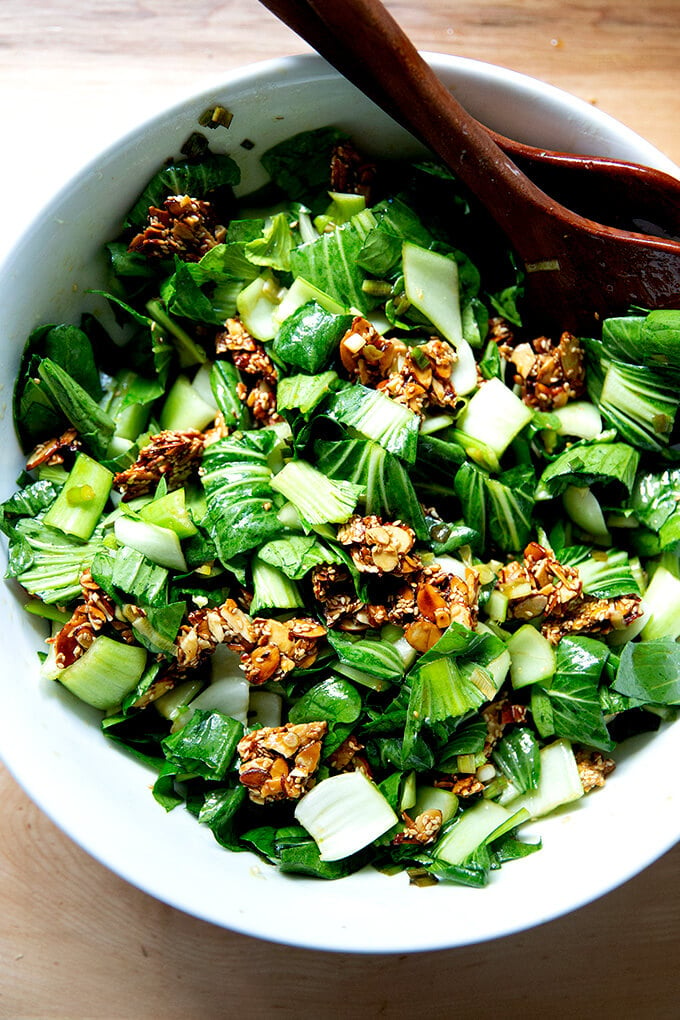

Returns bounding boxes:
[202,411,231,447]
[541,593,644,645]
[176,599,258,670]
[392,809,443,846]
[311,553,480,648]
[128,194,226,262]
[241,616,326,685]
[377,339,460,416]
[51,570,117,669]
[311,564,367,630]
[498,541,583,621]
[338,317,460,417]
[576,749,616,793]
[415,563,479,628]
[339,316,404,386]
[329,141,377,201]
[337,514,421,575]
[487,315,515,353]
[498,542,643,644]
[481,697,528,755]
[237,721,327,804]
[113,429,205,500]
[506,331,586,411]
[402,563,480,653]
[26,427,81,472]
[434,775,484,798]
[131,663,185,710]
[175,596,326,684]
[215,318,280,425]
[327,734,372,777]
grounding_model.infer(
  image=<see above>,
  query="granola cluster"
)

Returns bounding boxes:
[215,318,281,425]
[176,598,257,669]
[175,598,325,684]
[311,564,368,630]
[378,339,460,416]
[337,514,420,575]
[392,809,443,846]
[338,316,459,416]
[404,564,480,652]
[481,697,528,756]
[26,427,81,472]
[497,541,583,621]
[497,542,643,644]
[327,734,372,777]
[113,429,206,500]
[329,141,377,201]
[500,329,586,411]
[241,616,326,685]
[237,721,327,804]
[312,517,480,652]
[339,316,401,387]
[51,570,132,669]
[486,315,515,350]
[541,595,644,646]
[128,194,226,262]
[575,749,616,793]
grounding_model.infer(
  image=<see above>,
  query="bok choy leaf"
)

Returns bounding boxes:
[200,429,285,562]
[315,437,429,539]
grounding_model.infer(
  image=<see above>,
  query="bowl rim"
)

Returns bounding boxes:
[1,51,678,954]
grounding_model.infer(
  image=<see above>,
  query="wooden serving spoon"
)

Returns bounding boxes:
[258,0,680,333]
[260,0,680,241]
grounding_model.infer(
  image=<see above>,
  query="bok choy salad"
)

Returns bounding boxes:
[3,123,680,886]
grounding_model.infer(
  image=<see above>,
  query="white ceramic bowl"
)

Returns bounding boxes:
[0,54,678,954]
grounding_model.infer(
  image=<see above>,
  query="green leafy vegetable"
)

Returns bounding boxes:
[326,384,420,463]
[161,709,243,781]
[614,640,680,705]
[260,127,348,207]
[315,437,429,539]
[535,440,640,499]
[7,121,680,891]
[200,429,285,562]
[125,153,240,228]
[533,636,614,752]
[273,303,353,373]
[37,359,115,460]
[492,729,541,794]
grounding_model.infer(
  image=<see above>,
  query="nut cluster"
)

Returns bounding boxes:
[128,194,225,262]
[497,542,643,644]
[237,721,327,804]
[26,427,81,472]
[51,570,132,669]
[114,429,206,500]
[215,318,281,425]
[337,514,420,575]
[338,317,460,417]
[498,328,586,411]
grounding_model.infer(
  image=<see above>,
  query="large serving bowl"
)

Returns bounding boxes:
[0,53,678,953]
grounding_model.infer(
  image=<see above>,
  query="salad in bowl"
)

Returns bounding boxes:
[0,55,678,950]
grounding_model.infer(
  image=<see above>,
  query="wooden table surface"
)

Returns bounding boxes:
[1,2,679,1016]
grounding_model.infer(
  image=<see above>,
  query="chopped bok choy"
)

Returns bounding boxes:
[4,123,678,890]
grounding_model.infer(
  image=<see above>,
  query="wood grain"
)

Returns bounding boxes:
[1,2,679,1016]
[1,762,679,1018]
